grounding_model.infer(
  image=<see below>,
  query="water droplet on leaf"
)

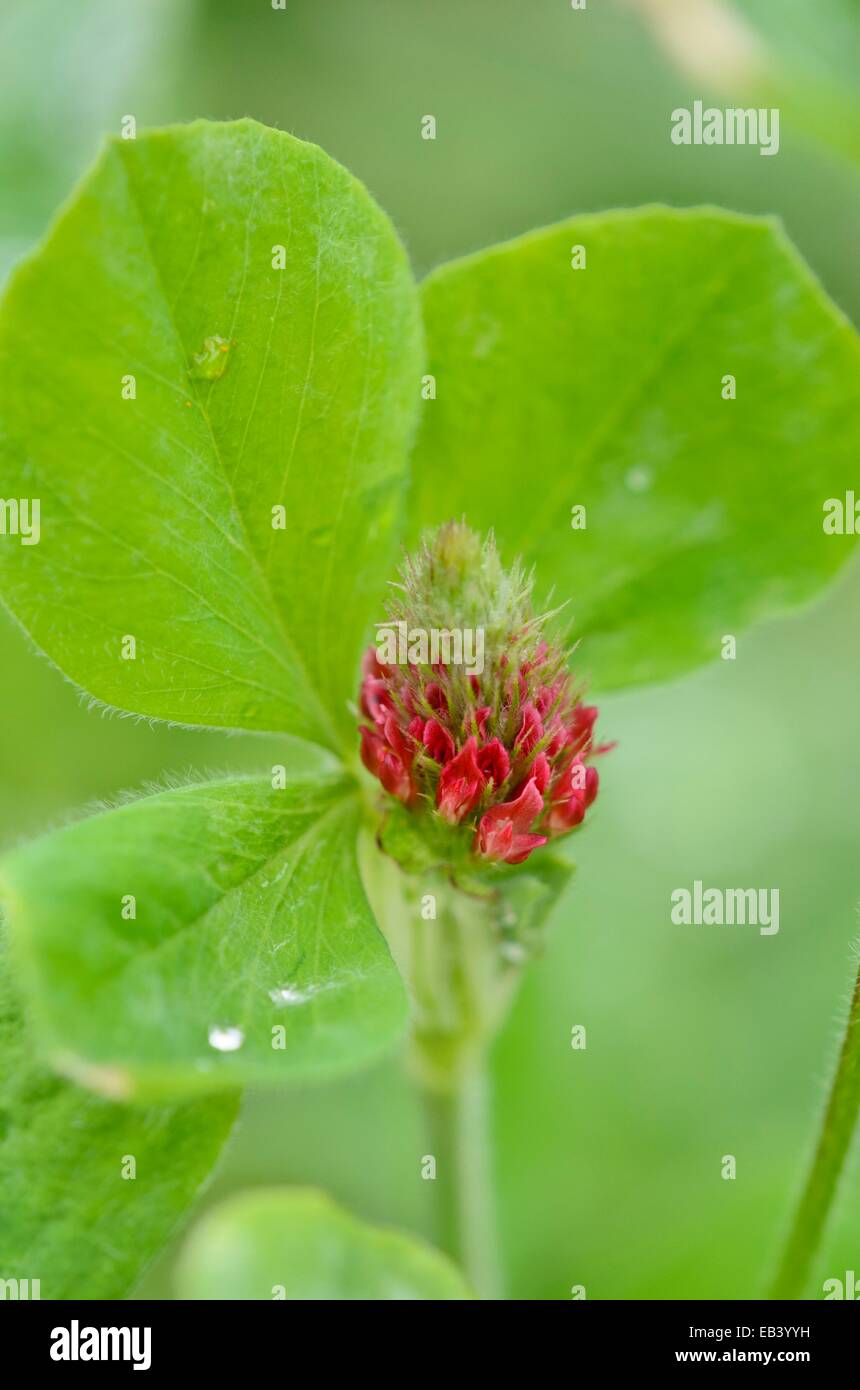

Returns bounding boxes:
[499,940,527,965]
[208,1024,244,1051]
[269,985,310,1007]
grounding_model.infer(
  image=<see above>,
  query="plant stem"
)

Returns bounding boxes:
[769,953,860,1299]
[422,1063,503,1300]
[358,832,536,1299]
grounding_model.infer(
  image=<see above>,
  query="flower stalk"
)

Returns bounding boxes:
[358,836,521,1297]
[769,950,860,1299]
[423,1067,503,1300]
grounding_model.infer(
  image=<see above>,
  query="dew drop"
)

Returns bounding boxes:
[500,941,528,966]
[269,985,310,1007]
[208,1024,245,1052]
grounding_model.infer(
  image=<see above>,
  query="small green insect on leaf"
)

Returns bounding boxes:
[189,333,234,380]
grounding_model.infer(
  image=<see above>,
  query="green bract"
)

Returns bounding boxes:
[1,118,858,1297]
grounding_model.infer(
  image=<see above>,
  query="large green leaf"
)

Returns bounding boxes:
[175,1188,474,1300]
[0,119,422,747]
[409,207,860,691]
[0,928,237,1299]
[0,773,408,1100]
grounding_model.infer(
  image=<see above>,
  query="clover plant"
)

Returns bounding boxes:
[1,119,859,1299]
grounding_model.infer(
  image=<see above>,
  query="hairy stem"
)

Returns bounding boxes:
[769,953,860,1299]
[358,827,561,1300]
[422,1065,503,1300]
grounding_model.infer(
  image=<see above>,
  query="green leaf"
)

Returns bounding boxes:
[175,1188,475,1300]
[0,772,408,1101]
[495,851,574,959]
[409,208,860,691]
[0,119,423,747]
[0,928,237,1299]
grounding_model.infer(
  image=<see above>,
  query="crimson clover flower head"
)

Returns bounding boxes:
[358,522,611,868]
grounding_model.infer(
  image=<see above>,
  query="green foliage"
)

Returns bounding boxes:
[0,118,422,747]
[731,0,860,167]
[409,207,860,690]
[770,950,860,1298]
[2,116,860,1299]
[1,773,407,1100]
[0,929,238,1298]
[175,1188,474,1300]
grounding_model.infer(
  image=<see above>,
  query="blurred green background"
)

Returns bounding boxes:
[2,0,859,1299]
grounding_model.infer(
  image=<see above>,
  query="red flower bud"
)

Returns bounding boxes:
[356,523,611,867]
[474,705,492,739]
[424,682,448,715]
[546,760,599,834]
[529,752,551,794]
[475,778,547,865]
[514,703,544,756]
[437,736,485,823]
[360,716,415,805]
[476,737,510,787]
[422,717,456,765]
[360,677,391,726]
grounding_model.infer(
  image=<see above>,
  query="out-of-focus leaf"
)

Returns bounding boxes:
[175,1188,474,1300]
[0,929,237,1298]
